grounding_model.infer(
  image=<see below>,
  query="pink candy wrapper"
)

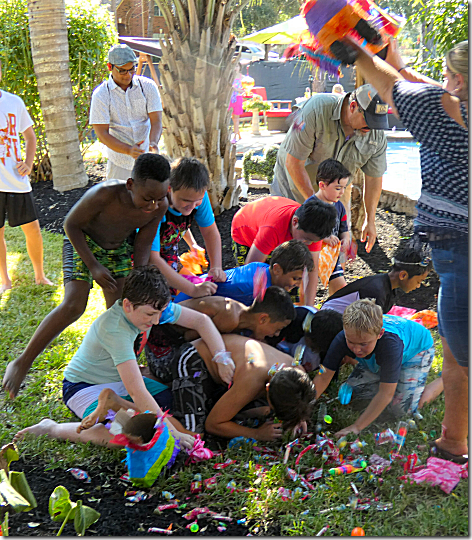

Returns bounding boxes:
[186,434,214,463]
[366,454,391,475]
[401,457,468,494]
[213,458,237,469]
[67,468,90,482]
[183,507,211,520]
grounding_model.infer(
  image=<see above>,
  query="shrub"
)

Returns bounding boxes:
[0,0,117,180]
[243,94,271,112]
[242,145,278,184]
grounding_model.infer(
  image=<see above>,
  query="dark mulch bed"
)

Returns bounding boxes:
[9,171,438,536]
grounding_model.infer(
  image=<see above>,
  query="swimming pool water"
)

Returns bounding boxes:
[383,140,421,200]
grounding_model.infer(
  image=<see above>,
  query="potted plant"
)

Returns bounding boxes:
[243,95,271,135]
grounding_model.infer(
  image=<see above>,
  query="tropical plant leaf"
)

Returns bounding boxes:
[49,486,75,523]
[73,499,100,536]
[0,444,19,474]
[0,469,30,514]
[8,471,37,511]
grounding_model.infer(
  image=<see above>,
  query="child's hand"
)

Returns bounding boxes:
[216,360,235,386]
[192,281,217,297]
[257,420,283,441]
[340,237,350,253]
[172,430,195,450]
[91,263,118,292]
[16,161,32,176]
[334,424,360,439]
[291,420,307,437]
[207,267,226,282]
[323,235,340,248]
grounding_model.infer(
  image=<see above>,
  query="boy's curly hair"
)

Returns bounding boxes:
[122,266,171,310]
[268,368,317,431]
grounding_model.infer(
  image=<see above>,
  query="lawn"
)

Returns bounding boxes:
[0,224,468,537]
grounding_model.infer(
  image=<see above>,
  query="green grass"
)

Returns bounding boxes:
[0,225,468,536]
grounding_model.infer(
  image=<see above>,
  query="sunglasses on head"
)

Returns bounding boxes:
[392,256,432,267]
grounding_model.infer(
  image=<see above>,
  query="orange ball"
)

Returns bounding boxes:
[351,527,366,536]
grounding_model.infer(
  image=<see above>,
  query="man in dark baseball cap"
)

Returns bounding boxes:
[354,84,389,130]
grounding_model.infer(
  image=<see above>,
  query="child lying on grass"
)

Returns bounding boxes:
[313,299,435,438]
[145,286,295,381]
[174,239,314,306]
[14,266,234,448]
[164,334,317,441]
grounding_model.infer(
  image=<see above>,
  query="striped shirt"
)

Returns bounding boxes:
[392,81,468,239]
[89,75,162,170]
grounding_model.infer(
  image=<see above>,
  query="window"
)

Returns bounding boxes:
[154,4,162,16]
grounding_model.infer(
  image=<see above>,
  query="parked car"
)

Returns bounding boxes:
[234,43,280,62]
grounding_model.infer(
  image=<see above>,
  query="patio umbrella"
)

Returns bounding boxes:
[239,16,308,45]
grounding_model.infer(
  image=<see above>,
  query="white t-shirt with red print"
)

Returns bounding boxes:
[0,90,34,193]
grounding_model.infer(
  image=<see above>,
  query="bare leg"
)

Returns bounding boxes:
[102,276,125,309]
[328,275,347,296]
[233,114,241,139]
[2,279,91,398]
[78,388,138,433]
[20,220,53,285]
[0,225,12,293]
[418,376,444,409]
[433,338,468,456]
[14,419,120,448]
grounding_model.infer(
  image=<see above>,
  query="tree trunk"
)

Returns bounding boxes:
[350,168,366,241]
[156,0,250,213]
[27,0,88,192]
[147,0,154,37]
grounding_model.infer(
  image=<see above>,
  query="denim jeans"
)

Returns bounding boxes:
[431,239,468,366]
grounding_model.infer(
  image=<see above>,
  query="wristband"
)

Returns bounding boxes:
[212,350,233,366]
[398,66,407,73]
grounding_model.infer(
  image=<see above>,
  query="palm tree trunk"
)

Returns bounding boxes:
[27,0,88,192]
[156,0,250,213]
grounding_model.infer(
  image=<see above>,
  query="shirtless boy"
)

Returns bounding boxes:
[168,334,317,440]
[3,153,170,398]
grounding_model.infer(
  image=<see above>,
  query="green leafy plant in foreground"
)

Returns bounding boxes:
[243,146,278,184]
[49,485,100,537]
[0,444,37,537]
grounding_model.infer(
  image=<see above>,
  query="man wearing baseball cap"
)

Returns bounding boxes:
[271,83,389,253]
[89,44,163,180]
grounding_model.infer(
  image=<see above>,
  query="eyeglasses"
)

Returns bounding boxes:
[113,64,137,75]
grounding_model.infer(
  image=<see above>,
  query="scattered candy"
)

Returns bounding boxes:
[156,503,178,512]
[217,526,227,532]
[328,461,367,475]
[351,527,365,536]
[213,458,237,469]
[188,522,199,533]
[127,491,147,502]
[229,436,257,450]
[162,491,174,500]
[324,415,332,424]
[67,468,90,482]
[237,518,247,524]
[190,480,202,494]
[315,525,329,536]
[211,515,233,522]
[338,383,353,405]
[375,428,395,445]
[183,507,211,520]
[148,527,174,534]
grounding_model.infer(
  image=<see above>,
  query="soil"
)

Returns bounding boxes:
[7,170,438,536]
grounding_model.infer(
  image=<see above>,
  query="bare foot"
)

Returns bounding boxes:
[0,281,12,294]
[13,419,56,442]
[77,388,123,433]
[35,276,54,286]
[418,377,444,409]
[2,358,30,399]
[433,437,468,459]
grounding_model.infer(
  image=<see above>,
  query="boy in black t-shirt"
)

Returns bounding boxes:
[322,246,433,314]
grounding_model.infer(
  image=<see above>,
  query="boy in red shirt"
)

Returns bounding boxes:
[231,196,336,306]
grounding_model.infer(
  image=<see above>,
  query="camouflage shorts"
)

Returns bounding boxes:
[62,235,132,287]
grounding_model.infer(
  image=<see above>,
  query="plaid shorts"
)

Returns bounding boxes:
[170,343,223,434]
[346,345,435,417]
[62,235,132,287]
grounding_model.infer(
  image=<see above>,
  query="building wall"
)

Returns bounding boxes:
[116,0,168,36]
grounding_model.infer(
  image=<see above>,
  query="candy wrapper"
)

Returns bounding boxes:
[183,507,211,520]
[229,436,257,450]
[186,434,214,463]
[190,480,202,494]
[126,490,147,502]
[148,527,173,535]
[156,503,179,511]
[213,458,237,469]
[375,428,395,445]
[366,454,391,475]
[203,475,220,490]
[400,457,468,494]
[67,468,91,482]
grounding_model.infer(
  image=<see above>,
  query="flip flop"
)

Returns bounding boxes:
[428,441,468,464]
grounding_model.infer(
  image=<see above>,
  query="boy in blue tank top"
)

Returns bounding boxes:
[314,299,434,438]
